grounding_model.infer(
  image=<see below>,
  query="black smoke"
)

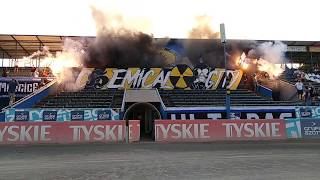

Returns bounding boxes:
[83,7,166,68]
[180,39,258,69]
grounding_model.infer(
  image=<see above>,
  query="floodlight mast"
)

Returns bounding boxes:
[220,23,230,119]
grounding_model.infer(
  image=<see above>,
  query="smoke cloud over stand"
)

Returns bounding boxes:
[83,7,167,68]
[248,41,287,78]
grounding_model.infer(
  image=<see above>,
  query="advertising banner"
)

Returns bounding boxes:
[301,119,320,139]
[286,46,307,52]
[0,77,41,98]
[285,118,302,138]
[0,121,127,144]
[309,46,320,52]
[295,106,320,118]
[128,120,140,142]
[166,107,296,120]
[5,108,120,122]
[155,119,286,142]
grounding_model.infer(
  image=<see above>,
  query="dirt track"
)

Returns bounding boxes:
[0,141,320,180]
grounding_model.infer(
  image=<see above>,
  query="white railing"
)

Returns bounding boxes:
[155,88,167,111]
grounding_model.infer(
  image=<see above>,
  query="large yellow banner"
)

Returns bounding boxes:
[76,65,243,90]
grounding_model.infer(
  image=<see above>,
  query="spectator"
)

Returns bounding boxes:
[36,78,46,90]
[1,68,8,77]
[313,87,319,104]
[309,82,315,103]
[253,73,258,92]
[8,78,19,106]
[33,68,39,78]
[304,84,312,106]
[295,80,304,100]
[13,60,19,73]
[243,73,248,89]
[31,66,37,76]
[42,68,49,77]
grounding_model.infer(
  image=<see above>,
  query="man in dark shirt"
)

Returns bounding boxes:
[1,68,8,77]
[8,78,19,106]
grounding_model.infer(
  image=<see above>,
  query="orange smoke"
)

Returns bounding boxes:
[237,52,250,70]
[21,39,83,82]
[40,51,82,82]
[237,52,284,78]
[257,58,283,78]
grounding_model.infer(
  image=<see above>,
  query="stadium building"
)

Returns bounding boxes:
[1,34,320,141]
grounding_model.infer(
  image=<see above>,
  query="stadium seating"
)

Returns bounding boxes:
[34,89,124,109]
[35,87,299,109]
[1,67,33,77]
[158,89,300,107]
[280,70,320,89]
[0,67,53,77]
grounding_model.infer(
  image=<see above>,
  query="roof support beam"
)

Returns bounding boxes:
[35,35,45,47]
[0,46,12,59]
[10,35,31,56]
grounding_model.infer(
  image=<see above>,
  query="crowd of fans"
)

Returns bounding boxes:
[287,69,320,105]
[242,71,269,92]
[1,66,52,78]
[1,66,53,106]
[294,79,319,105]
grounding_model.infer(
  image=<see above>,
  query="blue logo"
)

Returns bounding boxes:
[43,111,57,121]
[300,107,312,118]
[14,111,29,121]
[71,111,84,121]
[230,112,241,119]
[97,110,111,120]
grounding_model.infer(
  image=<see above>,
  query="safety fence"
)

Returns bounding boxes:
[154,118,320,142]
[0,118,319,144]
[155,119,286,142]
[0,120,140,144]
[4,108,120,122]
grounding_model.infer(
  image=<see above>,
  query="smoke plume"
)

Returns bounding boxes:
[83,7,166,68]
[247,41,287,78]
[188,15,220,39]
[247,41,287,63]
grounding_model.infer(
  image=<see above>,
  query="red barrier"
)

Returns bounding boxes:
[128,120,140,142]
[0,121,132,144]
[155,119,286,142]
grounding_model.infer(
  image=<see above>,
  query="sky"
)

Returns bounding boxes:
[0,0,319,41]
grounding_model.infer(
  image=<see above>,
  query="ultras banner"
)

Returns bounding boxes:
[155,119,286,142]
[78,66,243,90]
[0,77,41,98]
[166,108,296,120]
[0,121,140,144]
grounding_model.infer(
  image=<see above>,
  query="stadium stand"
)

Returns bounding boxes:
[280,70,320,90]
[159,89,300,107]
[34,89,124,109]
[1,67,34,77]
[1,35,319,115]
[0,67,53,77]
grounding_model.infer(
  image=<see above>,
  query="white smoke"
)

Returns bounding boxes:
[21,38,86,91]
[248,41,287,78]
[250,41,287,64]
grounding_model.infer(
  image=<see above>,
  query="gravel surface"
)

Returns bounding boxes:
[0,141,319,180]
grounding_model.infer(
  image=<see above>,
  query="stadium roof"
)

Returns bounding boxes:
[0,34,320,60]
[0,34,95,59]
